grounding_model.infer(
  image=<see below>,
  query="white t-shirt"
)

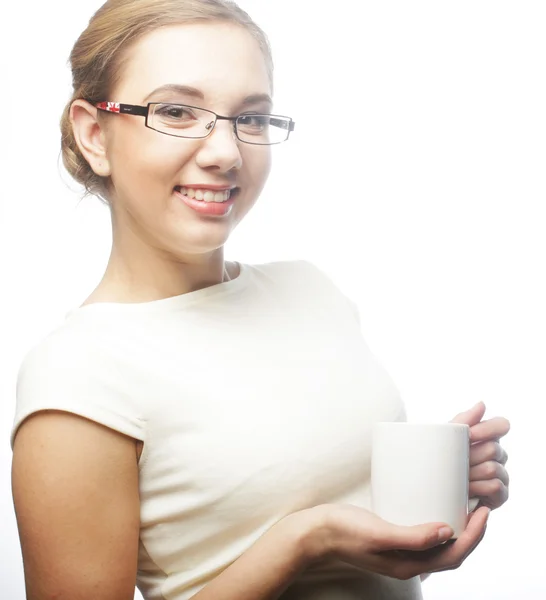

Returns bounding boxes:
[11,259,422,600]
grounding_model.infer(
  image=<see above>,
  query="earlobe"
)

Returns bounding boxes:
[70,99,112,177]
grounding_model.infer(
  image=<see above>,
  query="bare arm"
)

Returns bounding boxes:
[12,411,142,600]
[191,512,312,600]
[12,411,486,600]
[11,410,312,600]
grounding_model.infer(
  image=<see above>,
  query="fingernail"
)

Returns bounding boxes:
[438,527,453,541]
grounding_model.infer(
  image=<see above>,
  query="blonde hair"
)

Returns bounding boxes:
[60,0,274,204]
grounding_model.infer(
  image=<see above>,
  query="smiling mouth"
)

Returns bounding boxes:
[173,186,238,203]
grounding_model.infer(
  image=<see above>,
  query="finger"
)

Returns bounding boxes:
[469,441,503,466]
[469,461,510,486]
[469,441,508,466]
[386,539,457,564]
[416,507,490,575]
[371,548,447,581]
[378,521,454,552]
[364,551,430,581]
[470,441,508,466]
[450,402,487,427]
[469,480,509,509]
[383,508,490,580]
[469,417,511,443]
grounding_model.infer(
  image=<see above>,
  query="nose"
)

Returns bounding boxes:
[195,118,243,173]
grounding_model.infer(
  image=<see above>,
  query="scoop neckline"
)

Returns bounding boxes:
[66,261,250,318]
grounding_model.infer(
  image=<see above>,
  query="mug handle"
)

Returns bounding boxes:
[468,497,480,511]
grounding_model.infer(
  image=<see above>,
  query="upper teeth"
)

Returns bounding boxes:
[180,187,232,203]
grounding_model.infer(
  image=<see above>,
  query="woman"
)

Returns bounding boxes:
[10,1,510,599]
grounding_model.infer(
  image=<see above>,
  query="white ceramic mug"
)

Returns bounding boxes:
[371,422,480,538]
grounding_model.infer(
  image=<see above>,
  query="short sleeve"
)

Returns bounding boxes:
[11,333,146,450]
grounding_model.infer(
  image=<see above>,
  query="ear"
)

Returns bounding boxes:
[70,100,112,177]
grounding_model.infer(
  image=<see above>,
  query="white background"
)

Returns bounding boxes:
[1,1,544,598]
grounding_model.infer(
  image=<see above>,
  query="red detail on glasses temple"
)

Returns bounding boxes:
[97,102,121,113]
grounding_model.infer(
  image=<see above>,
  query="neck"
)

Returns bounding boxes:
[86,234,231,304]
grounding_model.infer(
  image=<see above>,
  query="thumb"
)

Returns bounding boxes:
[380,521,454,552]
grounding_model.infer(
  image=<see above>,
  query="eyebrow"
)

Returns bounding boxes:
[143,84,273,109]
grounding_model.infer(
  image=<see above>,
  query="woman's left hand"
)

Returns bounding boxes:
[450,402,510,510]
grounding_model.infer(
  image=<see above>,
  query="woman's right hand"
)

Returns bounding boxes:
[296,503,490,581]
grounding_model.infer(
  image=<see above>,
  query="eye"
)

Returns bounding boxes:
[155,104,196,121]
[237,114,269,132]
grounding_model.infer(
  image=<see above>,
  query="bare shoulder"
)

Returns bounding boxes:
[12,410,141,600]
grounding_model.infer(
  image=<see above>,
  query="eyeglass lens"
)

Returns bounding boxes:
[149,103,290,144]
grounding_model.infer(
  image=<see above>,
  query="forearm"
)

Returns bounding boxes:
[192,512,314,600]
[420,572,431,582]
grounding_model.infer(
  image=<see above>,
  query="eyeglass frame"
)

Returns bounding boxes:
[93,101,296,145]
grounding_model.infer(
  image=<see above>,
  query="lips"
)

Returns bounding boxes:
[174,184,237,191]
[173,185,239,200]
[174,187,236,216]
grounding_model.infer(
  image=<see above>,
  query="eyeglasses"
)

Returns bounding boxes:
[94,101,296,145]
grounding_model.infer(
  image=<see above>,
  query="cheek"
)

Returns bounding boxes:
[243,147,272,190]
[108,126,193,197]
